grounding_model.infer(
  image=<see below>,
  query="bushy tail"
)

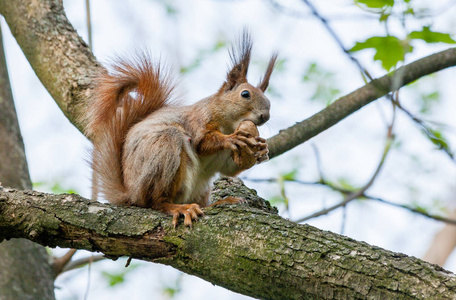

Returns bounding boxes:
[85,54,175,204]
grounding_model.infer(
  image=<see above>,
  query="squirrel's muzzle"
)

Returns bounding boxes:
[257,112,270,126]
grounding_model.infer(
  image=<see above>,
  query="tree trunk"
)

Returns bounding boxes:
[0,24,55,300]
[1,178,455,300]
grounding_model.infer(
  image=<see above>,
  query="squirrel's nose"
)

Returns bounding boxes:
[259,112,270,124]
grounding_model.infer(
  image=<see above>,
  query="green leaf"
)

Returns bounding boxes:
[355,0,394,9]
[350,36,412,71]
[102,271,125,287]
[280,169,299,181]
[379,13,390,22]
[422,128,454,158]
[409,26,456,44]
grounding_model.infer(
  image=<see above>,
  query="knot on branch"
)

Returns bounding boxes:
[211,177,278,214]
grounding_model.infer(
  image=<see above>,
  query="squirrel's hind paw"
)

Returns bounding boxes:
[162,203,204,228]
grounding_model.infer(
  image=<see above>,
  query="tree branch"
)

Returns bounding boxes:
[0,0,99,131]
[267,47,456,159]
[1,179,456,299]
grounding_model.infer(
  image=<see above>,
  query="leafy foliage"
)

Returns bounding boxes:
[355,0,394,9]
[350,36,413,71]
[422,127,454,159]
[351,0,456,71]
[409,27,456,44]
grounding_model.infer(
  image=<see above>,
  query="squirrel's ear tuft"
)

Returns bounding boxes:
[223,30,252,91]
[258,52,278,92]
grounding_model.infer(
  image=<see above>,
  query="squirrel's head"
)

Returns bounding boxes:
[217,31,277,130]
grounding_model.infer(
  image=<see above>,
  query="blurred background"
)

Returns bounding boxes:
[2,0,456,299]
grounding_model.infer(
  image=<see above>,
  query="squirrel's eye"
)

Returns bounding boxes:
[241,90,250,99]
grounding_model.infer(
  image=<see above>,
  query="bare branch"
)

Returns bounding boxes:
[52,249,77,277]
[268,47,456,159]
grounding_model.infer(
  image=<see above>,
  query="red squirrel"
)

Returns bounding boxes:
[84,32,277,227]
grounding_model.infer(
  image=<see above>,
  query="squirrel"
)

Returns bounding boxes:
[84,32,277,227]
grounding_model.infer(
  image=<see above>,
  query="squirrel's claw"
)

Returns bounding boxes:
[165,203,204,228]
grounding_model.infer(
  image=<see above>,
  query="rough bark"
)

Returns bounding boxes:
[0,178,455,300]
[0,24,55,300]
[0,0,99,132]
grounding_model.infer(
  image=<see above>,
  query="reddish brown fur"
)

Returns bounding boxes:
[86,53,174,204]
[85,32,276,227]
[258,53,278,92]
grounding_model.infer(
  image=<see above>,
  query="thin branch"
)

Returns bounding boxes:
[267,0,377,20]
[85,0,92,51]
[366,195,456,225]
[311,144,325,181]
[294,102,395,223]
[52,248,77,277]
[298,0,454,162]
[60,254,105,274]
[301,0,373,80]
[392,98,455,161]
[267,47,456,159]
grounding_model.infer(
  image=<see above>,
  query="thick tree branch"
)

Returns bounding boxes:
[0,0,99,131]
[1,179,456,300]
[268,47,456,158]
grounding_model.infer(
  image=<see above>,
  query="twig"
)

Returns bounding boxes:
[244,177,456,225]
[84,255,93,300]
[61,254,105,273]
[294,101,396,223]
[52,248,77,278]
[300,0,454,162]
[242,177,353,194]
[85,0,92,50]
[366,195,456,225]
[311,144,325,181]
[267,0,376,20]
[301,0,373,80]
[392,98,455,161]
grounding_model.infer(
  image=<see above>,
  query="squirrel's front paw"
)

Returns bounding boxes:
[254,138,269,163]
[229,120,269,168]
[227,130,258,153]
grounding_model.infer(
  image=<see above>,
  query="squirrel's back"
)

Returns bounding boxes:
[85,54,175,204]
